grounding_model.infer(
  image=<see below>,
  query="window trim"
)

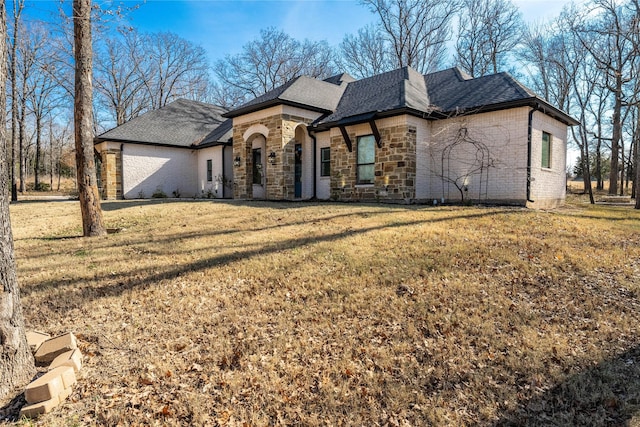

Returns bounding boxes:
[541,131,551,169]
[320,147,330,177]
[356,135,376,185]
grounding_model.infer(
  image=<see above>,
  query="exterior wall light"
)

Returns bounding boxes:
[268,151,276,164]
[233,156,241,167]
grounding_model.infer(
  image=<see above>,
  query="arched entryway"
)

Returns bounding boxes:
[291,125,314,199]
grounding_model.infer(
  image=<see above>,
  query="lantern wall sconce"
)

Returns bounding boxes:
[233,156,241,167]
[268,151,276,164]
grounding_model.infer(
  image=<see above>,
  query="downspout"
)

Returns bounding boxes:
[527,104,539,203]
[307,127,317,199]
[221,144,227,199]
[120,144,125,199]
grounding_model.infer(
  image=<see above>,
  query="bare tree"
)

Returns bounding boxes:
[8,0,23,201]
[339,25,392,79]
[577,0,638,195]
[73,0,105,237]
[25,22,62,190]
[0,0,35,401]
[455,0,523,77]
[94,28,149,126]
[137,32,212,110]
[360,0,459,73]
[213,27,338,107]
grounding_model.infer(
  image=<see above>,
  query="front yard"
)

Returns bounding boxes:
[6,198,640,425]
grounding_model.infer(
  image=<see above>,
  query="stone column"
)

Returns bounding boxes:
[100,148,122,200]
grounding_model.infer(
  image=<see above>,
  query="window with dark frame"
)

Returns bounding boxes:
[357,135,375,184]
[206,159,213,182]
[252,148,262,185]
[542,132,551,168]
[320,147,330,177]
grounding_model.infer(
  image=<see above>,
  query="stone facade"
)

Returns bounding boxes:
[99,148,122,200]
[233,111,315,200]
[328,119,417,202]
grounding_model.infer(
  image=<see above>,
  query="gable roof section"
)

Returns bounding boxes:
[312,67,431,129]
[224,75,348,118]
[426,68,535,112]
[95,99,230,147]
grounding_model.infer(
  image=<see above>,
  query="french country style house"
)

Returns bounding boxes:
[95,66,577,208]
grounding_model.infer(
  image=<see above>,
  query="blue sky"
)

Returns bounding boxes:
[24,0,580,66]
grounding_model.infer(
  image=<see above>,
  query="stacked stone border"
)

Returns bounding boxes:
[20,332,83,418]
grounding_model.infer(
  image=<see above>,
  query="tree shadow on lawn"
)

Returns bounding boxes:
[495,345,640,426]
[20,209,509,305]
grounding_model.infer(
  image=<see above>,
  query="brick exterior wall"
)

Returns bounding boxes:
[425,108,531,204]
[529,111,567,208]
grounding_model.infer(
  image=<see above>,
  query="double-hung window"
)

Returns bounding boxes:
[541,132,551,168]
[320,147,330,177]
[357,135,375,184]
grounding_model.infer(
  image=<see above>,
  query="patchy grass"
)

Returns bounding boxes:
[4,197,640,426]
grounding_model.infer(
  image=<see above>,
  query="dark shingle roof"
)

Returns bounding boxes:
[95,99,229,147]
[199,119,233,147]
[225,75,348,118]
[314,67,431,128]
[425,67,537,113]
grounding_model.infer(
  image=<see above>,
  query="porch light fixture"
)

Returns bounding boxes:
[268,151,276,164]
[233,156,241,167]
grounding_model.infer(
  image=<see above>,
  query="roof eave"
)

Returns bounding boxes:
[311,107,431,132]
[434,98,579,126]
[224,99,333,118]
[94,137,195,149]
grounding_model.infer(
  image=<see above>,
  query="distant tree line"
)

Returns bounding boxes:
[2,0,639,206]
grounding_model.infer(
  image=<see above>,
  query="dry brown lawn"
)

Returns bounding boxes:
[3,196,640,426]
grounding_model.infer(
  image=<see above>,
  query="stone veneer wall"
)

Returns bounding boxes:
[330,121,417,202]
[233,113,313,200]
[100,148,122,200]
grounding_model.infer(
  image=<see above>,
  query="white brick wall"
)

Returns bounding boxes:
[197,145,232,198]
[529,111,567,208]
[121,144,197,199]
[423,108,531,203]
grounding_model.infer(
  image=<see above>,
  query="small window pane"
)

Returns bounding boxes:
[542,132,551,168]
[358,164,375,184]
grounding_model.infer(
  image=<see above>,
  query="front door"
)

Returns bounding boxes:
[252,148,265,199]
[294,144,302,198]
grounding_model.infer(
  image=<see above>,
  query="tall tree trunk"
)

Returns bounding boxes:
[73,0,106,237]
[0,0,35,400]
[636,111,640,209]
[18,83,25,193]
[34,115,41,190]
[49,122,54,191]
[9,1,21,202]
[609,78,622,195]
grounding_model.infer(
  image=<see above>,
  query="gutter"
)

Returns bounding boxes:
[527,104,539,203]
